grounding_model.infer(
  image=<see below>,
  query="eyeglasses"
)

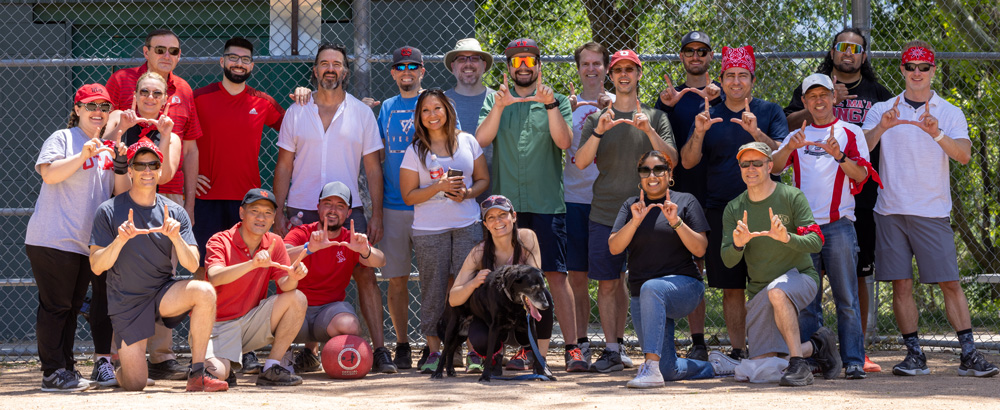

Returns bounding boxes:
[151,46,181,56]
[223,53,253,64]
[739,160,769,168]
[834,42,864,55]
[138,89,165,99]
[130,160,162,171]
[637,165,670,178]
[903,63,933,72]
[611,66,637,75]
[393,63,421,71]
[509,56,537,68]
[681,48,711,58]
[77,102,113,113]
[455,55,483,64]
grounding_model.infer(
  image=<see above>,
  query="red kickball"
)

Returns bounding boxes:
[322,335,373,379]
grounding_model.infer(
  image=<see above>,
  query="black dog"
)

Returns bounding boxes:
[431,264,556,382]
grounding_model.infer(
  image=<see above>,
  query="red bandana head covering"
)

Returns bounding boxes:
[721,45,756,75]
[902,46,935,65]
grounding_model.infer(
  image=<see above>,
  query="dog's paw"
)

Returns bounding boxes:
[477,374,492,383]
[447,369,456,377]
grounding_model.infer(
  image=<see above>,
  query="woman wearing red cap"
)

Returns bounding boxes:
[25,83,128,391]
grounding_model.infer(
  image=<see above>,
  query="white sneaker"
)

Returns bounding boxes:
[626,361,664,389]
[619,345,634,368]
[709,350,739,376]
[579,342,593,368]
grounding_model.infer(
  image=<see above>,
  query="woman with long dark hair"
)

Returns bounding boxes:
[607,150,716,388]
[400,89,489,373]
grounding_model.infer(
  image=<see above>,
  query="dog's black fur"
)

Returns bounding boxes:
[431,264,555,382]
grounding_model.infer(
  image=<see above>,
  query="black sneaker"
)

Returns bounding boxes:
[148,359,188,380]
[241,351,263,375]
[226,369,237,387]
[810,327,842,379]
[41,368,93,392]
[844,363,866,379]
[372,346,398,374]
[293,349,322,373]
[505,347,535,371]
[892,351,930,376]
[256,364,303,386]
[779,357,815,386]
[415,346,430,370]
[590,349,624,373]
[394,344,413,370]
[687,344,709,362]
[958,351,999,378]
[90,357,118,387]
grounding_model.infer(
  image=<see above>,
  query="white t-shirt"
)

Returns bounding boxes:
[564,92,614,204]
[862,92,969,218]
[400,132,483,232]
[277,92,383,210]
[777,119,871,225]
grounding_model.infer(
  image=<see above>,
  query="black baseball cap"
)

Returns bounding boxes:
[392,46,423,65]
[681,31,712,49]
[504,38,540,58]
[242,188,278,208]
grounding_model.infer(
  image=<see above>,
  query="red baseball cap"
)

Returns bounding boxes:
[126,137,164,163]
[609,50,642,72]
[74,83,113,105]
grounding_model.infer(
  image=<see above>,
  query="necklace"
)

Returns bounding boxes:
[844,77,863,91]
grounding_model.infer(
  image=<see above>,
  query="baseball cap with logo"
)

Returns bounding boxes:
[801,73,835,94]
[319,181,353,206]
[609,49,642,71]
[736,141,772,161]
[681,31,712,49]
[74,83,113,106]
[242,188,278,208]
[392,46,423,65]
[126,137,164,163]
[504,38,540,58]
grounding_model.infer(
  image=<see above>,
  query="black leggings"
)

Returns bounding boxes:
[467,306,553,356]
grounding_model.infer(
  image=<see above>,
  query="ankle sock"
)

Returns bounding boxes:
[577,337,589,345]
[263,359,280,371]
[606,342,620,351]
[397,342,410,349]
[565,344,577,351]
[692,333,705,347]
[191,362,205,374]
[902,332,922,355]
[957,328,975,357]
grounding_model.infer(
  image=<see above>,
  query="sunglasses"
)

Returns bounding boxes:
[152,46,181,56]
[223,53,253,65]
[77,102,113,113]
[834,42,864,55]
[637,165,670,178]
[903,63,933,72]
[509,56,537,68]
[480,195,512,210]
[681,48,711,58]
[138,89,164,99]
[611,66,638,75]
[455,55,483,64]
[130,160,162,171]
[393,63,421,71]
[739,160,769,168]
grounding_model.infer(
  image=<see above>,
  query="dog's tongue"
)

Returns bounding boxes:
[524,297,542,321]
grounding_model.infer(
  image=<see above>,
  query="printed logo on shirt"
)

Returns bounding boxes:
[776,213,791,226]
[171,95,181,105]
[400,117,414,134]
[249,108,258,115]
[336,250,346,264]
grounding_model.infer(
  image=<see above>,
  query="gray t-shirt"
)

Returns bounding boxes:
[25,127,115,255]
[581,104,675,226]
[446,87,494,201]
[90,193,196,316]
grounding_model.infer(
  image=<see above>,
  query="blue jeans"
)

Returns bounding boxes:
[631,275,715,380]
[797,217,865,366]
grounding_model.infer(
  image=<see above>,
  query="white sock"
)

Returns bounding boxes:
[263,359,280,371]
[606,342,620,351]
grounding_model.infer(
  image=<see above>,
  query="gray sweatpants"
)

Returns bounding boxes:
[412,223,482,337]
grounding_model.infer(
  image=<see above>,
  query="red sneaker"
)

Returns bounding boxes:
[863,355,882,373]
[186,370,229,392]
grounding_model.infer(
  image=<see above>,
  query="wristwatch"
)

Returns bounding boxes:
[544,101,559,110]
[836,151,847,163]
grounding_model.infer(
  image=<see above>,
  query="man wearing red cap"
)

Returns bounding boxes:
[89,139,227,392]
[575,49,676,373]
[680,45,788,363]
[861,41,997,378]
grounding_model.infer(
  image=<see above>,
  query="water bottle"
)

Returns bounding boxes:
[288,211,304,230]
[428,155,446,200]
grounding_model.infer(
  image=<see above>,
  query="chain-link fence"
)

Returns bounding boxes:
[2,0,999,362]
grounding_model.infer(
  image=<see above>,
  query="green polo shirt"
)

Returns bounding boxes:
[479,88,572,214]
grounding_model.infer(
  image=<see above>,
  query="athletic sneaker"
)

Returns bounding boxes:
[41,368,93,392]
[958,350,999,378]
[225,369,237,387]
[241,351,263,374]
[372,346,398,374]
[579,342,593,368]
[687,344,709,362]
[415,346,430,370]
[863,355,882,373]
[420,352,441,374]
[394,343,413,370]
[810,327,842,379]
[505,347,534,371]
[844,363,866,379]
[186,369,229,392]
[708,350,739,376]
[892,351,930,376]
[626,361,664,389]
[256,364,303,386]
[466,353,484,374]
[90,357,118,387]
[619,345,634,368]
[779,357,814,386]
[293,349,322,373]
[565,347,589,372]
[148,358,188,380]
[591,349,624,373]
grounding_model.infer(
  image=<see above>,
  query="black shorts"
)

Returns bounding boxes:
[111,280,187,348]
[194,199,243,266]
[854,207,876,277]
[704,207,748,289]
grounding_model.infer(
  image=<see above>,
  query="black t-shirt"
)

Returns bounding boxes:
[611,191,710,297]
[784,75,894,209]
[654,83,724,208]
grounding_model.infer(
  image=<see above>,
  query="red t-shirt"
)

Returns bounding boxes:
[283,222,359,306]
[193,83,285,201]
[106,64,202,195]
[205,223,289,321]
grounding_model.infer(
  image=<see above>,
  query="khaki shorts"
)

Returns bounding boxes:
[204,295,277,368]
[378,208,415,279]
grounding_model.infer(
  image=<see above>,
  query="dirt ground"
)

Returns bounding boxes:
[2,350,998,409]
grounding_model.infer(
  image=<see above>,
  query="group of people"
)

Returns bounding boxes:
[25,25,998,394]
